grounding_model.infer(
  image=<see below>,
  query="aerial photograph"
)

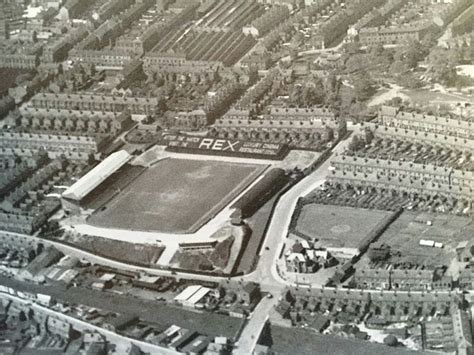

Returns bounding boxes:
[0,0,472,354]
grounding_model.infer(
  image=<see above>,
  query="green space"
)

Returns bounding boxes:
[295,204,392,249]
[371,211,473,267]
[52,232,164,266]
[266,326,424,355]
[171,236,234,272]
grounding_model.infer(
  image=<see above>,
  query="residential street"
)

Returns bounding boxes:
[2,128,359,354]
[243,128,357,292]
[233,296,277,355]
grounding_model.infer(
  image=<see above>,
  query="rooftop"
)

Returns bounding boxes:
[62,150,131,201]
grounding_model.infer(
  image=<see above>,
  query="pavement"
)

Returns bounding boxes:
[231,131,359,352]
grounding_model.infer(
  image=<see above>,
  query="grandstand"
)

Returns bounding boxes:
[61,150,132,212]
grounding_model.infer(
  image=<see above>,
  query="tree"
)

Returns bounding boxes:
[353,72,375,101]
[325,72,338,93]
[348,135,363,151]
[343,42,359,55]
[364,128,374,144]
[302,79,325,105]
[421,32,437,53]
[405,41,424,68]
[384,335,398,347]
[427,48,459,86]
[369,42,384,57]
[388,97,403,107]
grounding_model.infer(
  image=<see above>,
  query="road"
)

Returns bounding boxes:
[242,130,356,292]
[1,126,359,354]
[231,132,358,353]
[1,230,231,284]
[233,296,277,355]
[438,5,473,48]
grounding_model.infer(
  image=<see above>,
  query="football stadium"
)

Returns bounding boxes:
[62,151,268,234]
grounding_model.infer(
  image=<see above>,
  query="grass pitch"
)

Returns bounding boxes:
[295,204,392,249]
[372,212,473,267]
[88,158,265,233]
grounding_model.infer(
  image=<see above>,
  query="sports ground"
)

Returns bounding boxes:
[370,211,474,267]
[88,158,266,234]
[295,204,392,249]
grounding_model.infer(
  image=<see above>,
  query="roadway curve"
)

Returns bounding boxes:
[242,131,355,292]
[2,126,357,287]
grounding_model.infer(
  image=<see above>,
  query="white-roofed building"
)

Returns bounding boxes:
[184,287,211,308]
[174,285,202,303]
[174,285,212,308]
[61,150,131,212]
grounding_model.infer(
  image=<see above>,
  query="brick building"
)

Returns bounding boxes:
[0,41,43,69]
[329,155,474,203]
[30,92,160,116]
[143,53,222,83]
[0,131,107,160]
[16,106,132,135]
[359,23,432,46]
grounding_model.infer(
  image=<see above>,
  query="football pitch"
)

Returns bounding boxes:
[295,204,392,249]
[88,158,266,234]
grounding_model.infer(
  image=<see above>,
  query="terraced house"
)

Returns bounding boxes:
[16,107,132,135]
[329,155,474,205]
[30,92,159,115]
[362,106,474,151]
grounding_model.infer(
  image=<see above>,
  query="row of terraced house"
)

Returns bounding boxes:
[30,92,160,116]
[328,155,474,204]
[211,106,347,150]
[362,105,474,152]
[10,106,133,135]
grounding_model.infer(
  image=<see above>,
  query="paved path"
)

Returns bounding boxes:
[232,132,359,353]
[0,230,230,284]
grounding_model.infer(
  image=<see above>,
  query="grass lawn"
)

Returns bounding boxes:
[55,233,164,266]
[171,237,234,272]
[267,326,424,355]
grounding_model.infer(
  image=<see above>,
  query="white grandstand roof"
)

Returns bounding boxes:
[62,150,131,201]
